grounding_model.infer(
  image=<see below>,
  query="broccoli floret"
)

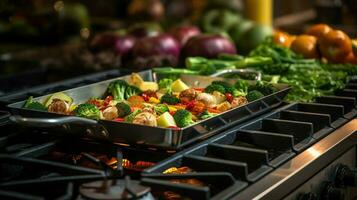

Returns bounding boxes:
[234,80,249,96]
[158,79,173,93]
[198,110,217,120]
[107,80,128,101]
[173,109,194,127]
[246,90,264,102]
[249,81,277,95]
[74,103,101,120]
[23,96,47,111]
[210,81,243,97]
[160,93,180,105]
[124,85,142,100]
[116,102,132,117]
[211,81,231,88]
[124,109,141,123]
[204,84,226,94]
[154,104,169,116]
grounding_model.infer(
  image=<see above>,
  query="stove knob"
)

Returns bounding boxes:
[334,164,357,188]
[297,192,317,200]
[320,181,345,200]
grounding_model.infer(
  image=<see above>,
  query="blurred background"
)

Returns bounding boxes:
[0,0,356,95]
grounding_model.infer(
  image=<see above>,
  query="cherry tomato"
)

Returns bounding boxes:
[290,35,319,59]
[225,93,234,103]
[319,29,352,63]
[185,100,197,111]
[305,24,332,38]
[141,93,150,101]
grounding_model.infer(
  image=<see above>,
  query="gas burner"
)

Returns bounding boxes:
[79,176,154,200]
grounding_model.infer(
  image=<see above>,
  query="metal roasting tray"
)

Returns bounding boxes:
[7,70,290,150]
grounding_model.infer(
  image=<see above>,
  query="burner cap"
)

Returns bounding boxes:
[80,177,153,200]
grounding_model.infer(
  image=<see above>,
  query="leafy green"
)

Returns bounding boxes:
[198,110,217,120]
[23,96,47,111]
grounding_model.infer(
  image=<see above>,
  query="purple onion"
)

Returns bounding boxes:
[89,33,136,57]
[169,25,201,46]
[131,34,180,68]
[182,34,237,58]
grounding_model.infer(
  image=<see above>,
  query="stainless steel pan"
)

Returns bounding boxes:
[7,69,290,150]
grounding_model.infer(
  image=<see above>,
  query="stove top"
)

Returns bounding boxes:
[1,72,357,200]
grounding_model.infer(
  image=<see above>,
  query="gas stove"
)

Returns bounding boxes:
[1,71,357,200]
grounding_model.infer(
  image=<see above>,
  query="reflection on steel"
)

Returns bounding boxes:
[233,119,357,200]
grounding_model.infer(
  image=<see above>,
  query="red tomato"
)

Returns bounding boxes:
[225,93,233,103]
[103,96,113,106]
[113,118,125,122]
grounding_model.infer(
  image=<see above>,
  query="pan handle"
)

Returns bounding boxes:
[210,69,262,80]
[9,115,109,139]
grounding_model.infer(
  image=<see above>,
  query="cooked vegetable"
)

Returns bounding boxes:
[139,82,158,91]
[132,112,157,126]
[182,34,236,59]
[171,79,189,93]
[131,34,180,68]
[246,90,264,102]
[211,81,241,97]
[160,93,180,105]
[127,95,145,107]
[173,109,194,128]
[198,110,217,120]
[158,78,173,93]
[157,112,176,127]
[74,103,101,120]
[290,35,319,59]
[196,93,216,107]
[102,106,119,120]
[212,91,226,104]
[107,80,128,101]
[125,85,142,100]
[154,104,169,116]
[234,80,249,96]
[48,99,70,114]
[231,96,248,107]
[204,84,226,94]
[179,88,198,102]
[249,81,277,95]
[217,101,232,112]
[45,92,73,107]
[124,109,142,123]
[116,102,132,117]
[23,96,47,111]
